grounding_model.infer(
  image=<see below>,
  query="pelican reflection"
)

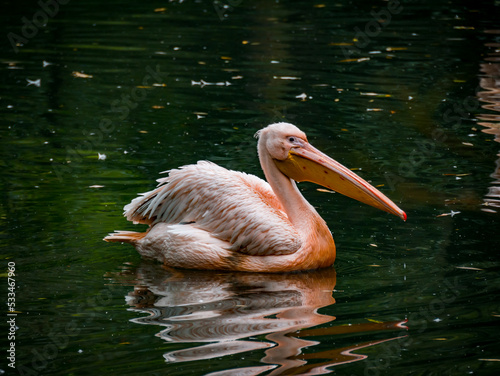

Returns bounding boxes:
[122,262,406,375]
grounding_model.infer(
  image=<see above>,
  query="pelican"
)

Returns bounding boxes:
[104,123,406,272]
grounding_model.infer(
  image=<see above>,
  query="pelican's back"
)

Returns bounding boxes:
[119,161,302,256]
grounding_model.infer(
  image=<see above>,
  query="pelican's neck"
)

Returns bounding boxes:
[258,146,318,230]
[257,130,336,268]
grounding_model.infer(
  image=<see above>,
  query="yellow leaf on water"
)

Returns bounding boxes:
[455,266,483,271]
[317,188,335,193]
[360,92,391,97]
[479,359,500,362]
[340,57,370,63]
[386,47,407,51]
[72,71,93,78]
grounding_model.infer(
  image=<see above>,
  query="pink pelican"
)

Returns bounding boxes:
[104,123,406,272]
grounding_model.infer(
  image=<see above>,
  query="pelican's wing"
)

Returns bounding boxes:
[124,161,301,256]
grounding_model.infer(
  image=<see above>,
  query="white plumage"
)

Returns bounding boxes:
[124,161,301,256]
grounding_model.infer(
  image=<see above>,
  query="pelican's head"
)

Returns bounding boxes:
[256,122,406,221]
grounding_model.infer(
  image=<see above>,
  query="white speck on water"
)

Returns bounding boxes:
[26,78,41,87]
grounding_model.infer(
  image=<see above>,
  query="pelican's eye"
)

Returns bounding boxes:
[288,137,296,143]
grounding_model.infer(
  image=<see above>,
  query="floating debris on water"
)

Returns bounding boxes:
[436,211,461,218]
[72,71,93,78]
[191,80,231,87]
[26,78,41,87]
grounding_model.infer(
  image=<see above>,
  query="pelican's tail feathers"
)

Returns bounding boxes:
[103,231,146,244]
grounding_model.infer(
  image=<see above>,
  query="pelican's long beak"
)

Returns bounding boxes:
[275,143,407,221]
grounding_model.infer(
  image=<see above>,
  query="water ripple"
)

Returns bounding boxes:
[119,262,407,375]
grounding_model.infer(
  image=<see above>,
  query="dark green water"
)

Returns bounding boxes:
[1,0,500,375]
